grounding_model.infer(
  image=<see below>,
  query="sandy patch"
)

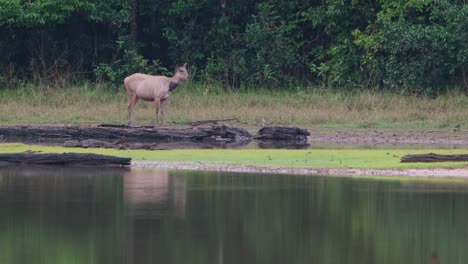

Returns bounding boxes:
[132,161,468,178]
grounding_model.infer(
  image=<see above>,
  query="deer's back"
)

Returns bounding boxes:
[136,76,171,101]
[124,73,154,92]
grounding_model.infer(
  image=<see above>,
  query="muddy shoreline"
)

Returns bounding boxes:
[128,127,468,177]
[1,124,466,177]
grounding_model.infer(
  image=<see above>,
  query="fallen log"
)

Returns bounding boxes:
[0,124,316,150]
[0,124,205,142]
[60,125,303,149]
[401,153,468,163]
[0,124,251,147]
[63,139,214,150]
[0,152,131,167]
[199,125,251,141]
[189,118,238,126]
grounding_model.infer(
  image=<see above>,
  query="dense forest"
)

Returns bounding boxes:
[1,0,467,94]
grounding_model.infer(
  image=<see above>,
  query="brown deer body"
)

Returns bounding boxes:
[124,64,189,126]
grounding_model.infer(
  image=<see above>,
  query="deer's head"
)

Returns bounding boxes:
[175,63,189,80]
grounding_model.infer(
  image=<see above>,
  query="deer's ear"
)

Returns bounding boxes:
[183,63,187,67]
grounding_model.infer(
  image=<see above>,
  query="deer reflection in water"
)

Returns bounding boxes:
[430,252,439,264]
[123,169,187,218]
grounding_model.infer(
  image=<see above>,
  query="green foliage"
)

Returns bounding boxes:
[244,2,301,86]
[94,37,169,84]
[377,0,468,94]
[296,0,378,88]
[0,0,132,87]
[0,0,467,93]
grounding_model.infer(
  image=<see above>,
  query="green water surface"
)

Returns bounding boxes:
[1,167,467,264]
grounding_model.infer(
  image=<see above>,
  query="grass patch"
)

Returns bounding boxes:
[0,83,467,128]
[1,143,467,170]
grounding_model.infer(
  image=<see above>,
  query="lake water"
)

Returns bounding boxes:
[1,167,467,264]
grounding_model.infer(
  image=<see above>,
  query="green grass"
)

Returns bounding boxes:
[2,143,467,170]
[0,83,467,128]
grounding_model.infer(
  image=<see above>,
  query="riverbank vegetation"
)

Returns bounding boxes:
[1,143,467,170]
[0,83,466,128]
[1,1,467,129]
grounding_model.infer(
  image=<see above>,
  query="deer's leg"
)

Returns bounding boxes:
[128,95,139,126]
[160,99,167,125]
[154,98,161,127]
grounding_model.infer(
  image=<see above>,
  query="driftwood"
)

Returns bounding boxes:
[0,152,131,167]
[254,126,310,145]
[401,153,468,163]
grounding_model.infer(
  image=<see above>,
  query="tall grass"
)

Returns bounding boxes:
[0,82,466,128]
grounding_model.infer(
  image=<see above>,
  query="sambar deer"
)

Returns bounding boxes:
[124,64,189,126]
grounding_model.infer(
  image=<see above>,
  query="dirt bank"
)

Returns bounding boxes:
[307,128,468,145]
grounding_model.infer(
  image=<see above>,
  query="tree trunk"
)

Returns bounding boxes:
[130,0,138,44]
[463,69,467,92]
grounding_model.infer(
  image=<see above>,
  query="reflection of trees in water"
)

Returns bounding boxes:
[2,168,468,264]
[0,167,127,264]
[139,172,468,264]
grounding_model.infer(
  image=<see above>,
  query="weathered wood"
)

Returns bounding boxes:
[64,139,116,148]
[0,124,251,147]
[0,124,316,149]
[199,125,251,140]
[198,125,252,147]
[401,153,468,163]
[0,124,205,142]
[0,152,131,167]
[63,139,215,150]
[254,126,310,144]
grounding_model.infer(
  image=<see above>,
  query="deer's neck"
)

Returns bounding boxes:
[170,74,182,84]
[168,74,181,92]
